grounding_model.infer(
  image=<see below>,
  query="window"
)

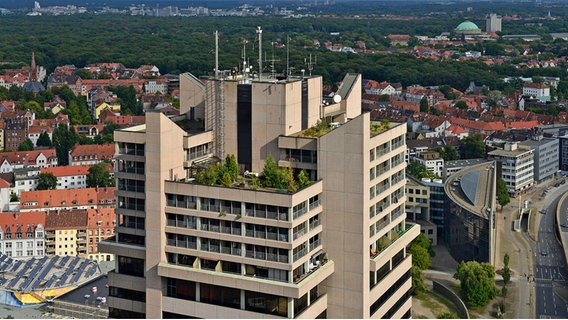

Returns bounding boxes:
[118,256,144,277]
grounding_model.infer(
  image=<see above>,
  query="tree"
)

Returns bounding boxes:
[297,169,311,189]
[407,160,434,180]
[409,243,431,270]
[87,162,114,187]
[37,172,57,190]
[502,253,511,285]
[221,172,233,187]
[411,266,426,294]
[420,96,429,113]
[458,134,485,159]
[18,138,34,151]
[454,261,498,307]
[496,178,510,209]
[434,145,459,161]
[413,233,435,257]
[52,123,78,166]
[261,156,279,188]
[454,100,468,109]
[224,154,239,181]
[36,132,52,148]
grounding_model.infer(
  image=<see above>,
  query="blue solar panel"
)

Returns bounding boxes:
[19,261,43,290]
[45,275,57,288]
[86,263,98,277]
[71,260,89,283]
[11,260,23,272]
[0,278,7,286]
[59,255,70,267]
[0,254,6,265]
[29,257,55,290]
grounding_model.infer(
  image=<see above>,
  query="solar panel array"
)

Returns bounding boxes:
[0,254,102,292]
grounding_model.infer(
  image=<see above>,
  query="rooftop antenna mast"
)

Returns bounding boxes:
[256,26,262,79]
[215,31,219,80]
[286,35,290,76]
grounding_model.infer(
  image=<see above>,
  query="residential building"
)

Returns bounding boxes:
[144,78,169,94]
[13,167,40,196]
[488,142,534,196]
[45,209,88,257]
[405,177,437,246]
[522,83,550,102]
[0,149,58,173]
[95,102,122,120]
[101,72,417,318]
[68,143,115,166]
[40,165,91,189]
[519,137,558,183]
[0,178,11,211]
[0,211,46,259]
[412,151,444,177]
[28,125,52,147]
[87,208,116,261]
[445,162,497,264]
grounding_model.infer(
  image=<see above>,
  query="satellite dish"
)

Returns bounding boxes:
[333,95,342,104]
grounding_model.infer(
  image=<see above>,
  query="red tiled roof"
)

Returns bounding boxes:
[0,149,57,166]
[0,178,10,188]
[69,144,115,159]
[40,165,91,177]
[45,209,88,230]
[524,82,549,89]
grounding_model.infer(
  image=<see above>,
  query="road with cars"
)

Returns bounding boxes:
[535,182,568,318]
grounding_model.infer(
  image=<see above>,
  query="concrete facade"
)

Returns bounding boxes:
[101,73,416,318]
[488,142,534,196]
[520,138,559,183]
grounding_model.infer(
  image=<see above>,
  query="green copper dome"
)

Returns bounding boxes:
[456,21,480,31]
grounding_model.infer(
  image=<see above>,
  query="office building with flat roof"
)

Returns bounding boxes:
[101,72,418,318]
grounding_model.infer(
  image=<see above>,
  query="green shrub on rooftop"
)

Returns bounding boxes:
[302,120,331,138]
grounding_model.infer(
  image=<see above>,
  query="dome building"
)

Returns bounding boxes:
[455,20,482,35]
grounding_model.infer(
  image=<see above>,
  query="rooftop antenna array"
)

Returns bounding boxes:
[267,43,280,81]
[305,54,317,76]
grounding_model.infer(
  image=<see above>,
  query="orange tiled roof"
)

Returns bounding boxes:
[40,165,91,177]
[20,187,115,210]
[506,120,540,129]
[0,211,46,236]
[0,178,11,188]
[446,125,467,134]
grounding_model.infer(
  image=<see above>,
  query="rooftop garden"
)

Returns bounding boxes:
[301,120,332,138]
[192,154,312,193]
[370,119,391,135]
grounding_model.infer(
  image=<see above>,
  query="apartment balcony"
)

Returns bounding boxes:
[98,236,145,260]
[370,223,420,271]
[157,258,334,300]
[77,237,87,244]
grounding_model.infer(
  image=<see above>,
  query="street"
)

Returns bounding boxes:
[534,183,568,318]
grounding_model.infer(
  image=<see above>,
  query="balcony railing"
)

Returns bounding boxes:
[293,247,307,262]
[309,238,321,251]
[293,206,308,219]
[309,199,320,211]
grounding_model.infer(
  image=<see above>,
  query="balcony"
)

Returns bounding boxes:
[293,251,329,284]
[370,223,420,268]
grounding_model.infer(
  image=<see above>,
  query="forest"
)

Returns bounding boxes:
[0,1,568,90]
